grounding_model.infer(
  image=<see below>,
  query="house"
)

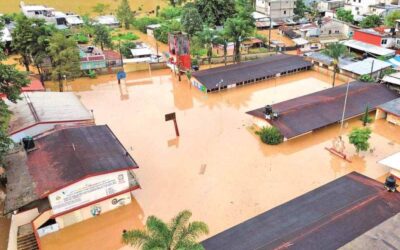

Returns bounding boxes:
[5,92,94,142]
[79,45,107,70]
[94,15,120,28]
[202,172,400,250]
[369,3,400,17]
[20,1,83,28]
[252,12,278,28]
[246,81,398,140]
[103,50,123,68]
[375,97,400,125]
[278,26,301,39]
[191,54,312,93]
[344,0,380,17]
[318,0,345,13]
[353,28,396,49]
[255,0,295,21]
[146,24,161,37]
[382,71,400,91]
[340,57,392,78]
[305,51,355,68]
[4,125,140,249]
[342,39,396,57]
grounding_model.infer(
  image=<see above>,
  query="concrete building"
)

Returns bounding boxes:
[3,125,140,250]
[5,92,94,142]
[79,45,107,70]
[340,57,392,78]
[344,0,400,18]
[318,0,345,13]
[255,0,295,21]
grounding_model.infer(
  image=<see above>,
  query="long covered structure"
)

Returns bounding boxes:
[247,82,399,139]
[202,172,400,250]
[191,54,312,93]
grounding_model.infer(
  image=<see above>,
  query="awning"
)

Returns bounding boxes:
[379,152,400,178]
[383,72,400,86]
[342,40,396,57]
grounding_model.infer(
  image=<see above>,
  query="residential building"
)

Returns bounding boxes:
[318,0,345,13]
[20,1,83,28]
[379,152,400,178]
[344,0,380,17]
[5,92,94,142]
[79,45,107,70]
[342,39,396,57]
[353,28,396,48]
[370,3,400,16]
[146,24,161,37]
[340,57,392,77]
[255,0,295,21]
[0,76,44,99]
[382,71,400,91]
[4,125,140,249]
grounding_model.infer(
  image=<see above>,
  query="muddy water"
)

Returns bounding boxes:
[41,69,400,250]
[2,0,165,15]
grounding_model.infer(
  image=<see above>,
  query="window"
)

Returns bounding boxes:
[284,10,286,14]
[382,39,387,45]
[358,0,361,2]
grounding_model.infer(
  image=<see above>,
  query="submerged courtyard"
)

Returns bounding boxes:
[39,69,400,249]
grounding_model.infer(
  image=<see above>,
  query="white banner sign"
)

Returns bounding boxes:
[49,171,129,214]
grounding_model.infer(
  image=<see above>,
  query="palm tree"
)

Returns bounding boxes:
[122,210,209,250]
[322,42,349,87]
[197,28,216,67]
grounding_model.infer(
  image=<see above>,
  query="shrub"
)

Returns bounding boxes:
[74,33,89,44]
[112,32,139,41]
[154,20,181,43]
[88,70,97,79]
[359,74,374,82]
[159,6,182,20]
[256,126,283,145]
[120,41,136,58]
[348,127,372,152]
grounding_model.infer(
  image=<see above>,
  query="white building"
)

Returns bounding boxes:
[318,0,345,13]
[344,0,400,18]
[255,0,295,20]
[20,1,83,28]
[94,15,120,28]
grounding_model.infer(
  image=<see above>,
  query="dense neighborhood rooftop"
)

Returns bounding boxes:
[202,172,400,250]
[247,82,399,139]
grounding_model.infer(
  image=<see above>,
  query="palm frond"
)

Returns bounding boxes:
[146,216,172,245]
[170,210,192,245]
[122,229,150,247]
[174,221,209,249]
[175,240,205,250]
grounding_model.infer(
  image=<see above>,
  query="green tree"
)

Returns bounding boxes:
[181,5,203,38]
[197,28,215,65]
[120,41,136,58]
[0,21,29,160]
[12,14,48,72]
[360,15,382,28]
[385,10,400,27]
[359,74,374,82]
[92,3,110,15]
[322,42,349,87]
[117,0,134,29]
[154,20,182,43]
[195,0,236,26]
[159,6,182,20]
[93,24,112,50]
[213,30,229,65]
[348,127,372,153]
[133,17,160,33]
[122,210,208,250]
[256,127,284,145]
[48,33,81,92]
[294,0,307,18]
[224,17,254,63]
[336,8,354,23]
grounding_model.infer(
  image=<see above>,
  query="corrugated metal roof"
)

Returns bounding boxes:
[202,172,400,250]
[6,92,93,135]
[341,58,391,76]
[247,82,399,139]
[192,54,312,90]
[342,40,396,57]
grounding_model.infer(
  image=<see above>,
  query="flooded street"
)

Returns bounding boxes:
[41,69,400,249]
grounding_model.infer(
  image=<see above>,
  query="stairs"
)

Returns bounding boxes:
[17,224,39,250]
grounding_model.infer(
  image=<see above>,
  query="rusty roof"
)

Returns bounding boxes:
[202,172,400,250]
[247,82,399,139]
[192,54,312,91]
[25,125,137,198]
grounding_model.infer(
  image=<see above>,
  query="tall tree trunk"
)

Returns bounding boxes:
[224,44,227,66]
[235,40,241,63]
[58,73,63,92]
[23,55,30,72]
[332,66,337,88]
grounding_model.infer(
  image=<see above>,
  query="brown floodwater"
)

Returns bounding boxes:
[40,69,400,250]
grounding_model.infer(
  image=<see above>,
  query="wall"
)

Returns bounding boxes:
[7,209,39,250]
[344,0,380,16]
[387,113,400,125]
[353,30,382,46]
[55,192,132,229]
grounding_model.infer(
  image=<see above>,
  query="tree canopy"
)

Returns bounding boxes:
[48,33,81,91]
[122,210,208,250]
[336,8,354,23]
[93,24,113,50]
[181,4,203,37]
[322,42,349,87]
[117,0,134,29]
[294,0,307,18]
[0,21,29,161]
[360,15,382,28]
[194,0,236,26]
[348,127,372,153]
[385,10,400,27]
